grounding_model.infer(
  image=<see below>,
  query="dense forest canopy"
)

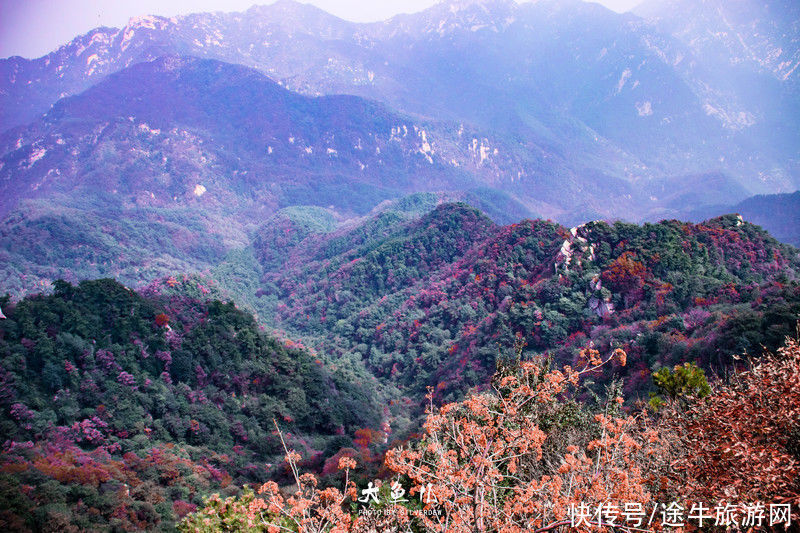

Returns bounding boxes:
[2,204,800,531]
[1,1,799,528]
[0,278,383,531]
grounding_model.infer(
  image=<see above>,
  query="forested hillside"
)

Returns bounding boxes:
[2,1,799,530]
[252,203,800,403]
[0,278,382,531]
[2,202,799,531]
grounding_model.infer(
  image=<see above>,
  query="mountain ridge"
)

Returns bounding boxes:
[241,201,800,402]
[2,0,796,202]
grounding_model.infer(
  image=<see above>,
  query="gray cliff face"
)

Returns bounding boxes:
[635,0,800,84]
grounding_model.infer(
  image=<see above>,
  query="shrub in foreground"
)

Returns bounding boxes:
[183,347,675,532]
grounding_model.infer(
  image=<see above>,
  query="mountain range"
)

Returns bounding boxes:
[238,199,800,399]
[3,196,799,529]
[1,3,800,528]
[685,190,800,246]
[1,0,798,226]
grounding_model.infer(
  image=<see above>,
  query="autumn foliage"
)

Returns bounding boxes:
[0,279,379,532]
[184,333,800,532]
[183,347,671,532]
[155,312,170,327]
[601,251,647,301]
[661,337,800,515]
[383,347,661,532]
[181,427,359,533]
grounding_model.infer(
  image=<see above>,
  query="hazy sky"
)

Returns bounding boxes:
[0,0,643,59]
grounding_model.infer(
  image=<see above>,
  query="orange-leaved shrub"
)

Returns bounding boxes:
[182,346,673,532]
[384,347,666,532]
[179,444,357,533]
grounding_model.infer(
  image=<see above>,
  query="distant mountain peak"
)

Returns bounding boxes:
[0,0,797,219]
[124,14,175,30]
[438,0,517,9]
[432,0,518,16]
[247,0,343,18]
[382,0,518,37]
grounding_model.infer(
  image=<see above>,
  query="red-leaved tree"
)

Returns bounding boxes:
[661,337,800,518]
